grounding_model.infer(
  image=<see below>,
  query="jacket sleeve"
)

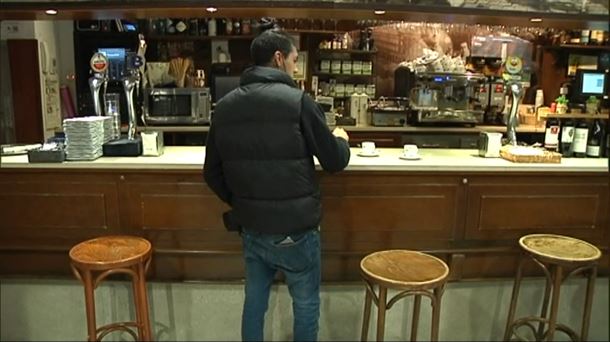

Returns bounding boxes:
[300,93,350,173]
[203,124,232,204]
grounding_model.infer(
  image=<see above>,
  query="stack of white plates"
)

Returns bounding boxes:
[101,116,113,143]
[63,117,106,161]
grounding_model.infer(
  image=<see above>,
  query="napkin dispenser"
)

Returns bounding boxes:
[141,131,164,156]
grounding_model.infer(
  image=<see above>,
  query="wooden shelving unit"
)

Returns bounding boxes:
[317,49,377,55]
[147,34,255,41]
[543,113,609,119]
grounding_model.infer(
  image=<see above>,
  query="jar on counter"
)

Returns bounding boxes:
[345,83,355,95]
[335,83,346,97]
[365,84,376,98]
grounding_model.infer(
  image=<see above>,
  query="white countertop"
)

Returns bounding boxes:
[139,124,545,133]
[1,147,608,173]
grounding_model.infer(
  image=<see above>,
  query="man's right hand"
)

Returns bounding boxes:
[332,127,349,142]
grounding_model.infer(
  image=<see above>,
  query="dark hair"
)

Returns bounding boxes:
[250,18,295,66]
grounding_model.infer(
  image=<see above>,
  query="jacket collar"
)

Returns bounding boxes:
[240,66,296,88]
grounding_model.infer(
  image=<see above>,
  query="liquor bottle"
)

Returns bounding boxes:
[175,19,188,35]
[544,117,560,152]
[188,18,199,36]
[572,120,589,158]
[233,19,241,35]
[586,119,603,158]
[560,118,575,157]
[208,18,217,37]
[198,18,208,36]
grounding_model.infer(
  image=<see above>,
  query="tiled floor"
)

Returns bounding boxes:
[1,277,608,341]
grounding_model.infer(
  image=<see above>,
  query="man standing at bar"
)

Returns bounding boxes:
[203,20,350,342]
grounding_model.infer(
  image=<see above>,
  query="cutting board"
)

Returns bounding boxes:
[500,145,561,163]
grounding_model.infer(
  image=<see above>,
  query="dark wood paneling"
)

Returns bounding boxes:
[0,174,121,246]
[0,169,607,280]
[465,176,609,241]
[319,174,464,254]
[7,39,43,143]
[124,174,239,250]
[348,132,402,148]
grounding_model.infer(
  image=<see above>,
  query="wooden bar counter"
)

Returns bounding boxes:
[1,147,608,281]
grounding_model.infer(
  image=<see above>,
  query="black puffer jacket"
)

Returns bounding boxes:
[204,66,350,234]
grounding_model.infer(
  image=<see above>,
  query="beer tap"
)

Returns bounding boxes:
[122,36,146,140]
[501,56,525,146]
[505,81,523,146]
[122,70,139,140]
[88,52,109,116]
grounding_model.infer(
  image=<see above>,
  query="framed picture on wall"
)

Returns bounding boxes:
[567,54,598,76]
[294,51,308,81]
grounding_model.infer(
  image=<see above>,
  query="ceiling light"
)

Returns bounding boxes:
[530,18,542,23]
[206,7,218,13]
[374,10,386,15]
[45,9,58,15]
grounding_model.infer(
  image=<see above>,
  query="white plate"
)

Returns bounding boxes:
[357,151,380,157]
[399,154,421,161]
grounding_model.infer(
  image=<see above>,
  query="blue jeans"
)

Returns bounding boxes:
[241,228,321,342]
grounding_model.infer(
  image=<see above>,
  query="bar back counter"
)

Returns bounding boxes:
[1,147,608,281]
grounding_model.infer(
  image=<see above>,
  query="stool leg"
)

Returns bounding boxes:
[361,284,373,342]
[536,269,553,340]
[134,261,153,341]
[430,287,443,342]
[504,255,526,341]
[580,266,597,342]
[410,295,421,341]
[376,286,388,342]
[545,265,563,341]
[131,270,145,340]
[82,270,98,342]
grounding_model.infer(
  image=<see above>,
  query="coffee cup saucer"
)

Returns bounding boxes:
[357,150,380,157]
[399,153,421,160]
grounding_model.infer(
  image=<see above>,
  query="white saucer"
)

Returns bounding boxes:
[357,151,380,157]
[399,154,421,161]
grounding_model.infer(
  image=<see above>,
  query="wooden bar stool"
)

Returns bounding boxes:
[69,235,153,341]
[360,250,449,342]
[504,234,602,342]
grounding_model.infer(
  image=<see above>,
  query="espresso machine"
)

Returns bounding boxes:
[407,72,488,125]
[96,35,147,156]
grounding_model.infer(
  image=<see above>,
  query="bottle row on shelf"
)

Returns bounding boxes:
[544,118,609,158]
[146,18,255,37]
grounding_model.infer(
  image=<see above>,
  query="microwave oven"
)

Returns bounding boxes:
[143,88,211,125]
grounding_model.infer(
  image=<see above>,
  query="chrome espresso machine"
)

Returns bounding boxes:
[407,72,489,125]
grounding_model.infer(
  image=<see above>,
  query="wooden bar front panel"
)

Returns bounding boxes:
[0,172,121,247]
[464,175,609,241]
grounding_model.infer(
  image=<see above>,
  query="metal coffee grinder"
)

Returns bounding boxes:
[100,36,147,156]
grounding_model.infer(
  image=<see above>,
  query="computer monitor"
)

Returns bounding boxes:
[571,70,609,104]
[213,76,241,103]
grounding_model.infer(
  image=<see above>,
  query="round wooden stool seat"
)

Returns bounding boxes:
[361,250,449,290]
[70,235,153,341]
[505,234,601,342]
[360,250,450,341]
[519,233,601,265]
[70,235,152,270]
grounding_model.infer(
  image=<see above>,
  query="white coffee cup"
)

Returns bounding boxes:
[361,141,376,154]
[403,144,418,158]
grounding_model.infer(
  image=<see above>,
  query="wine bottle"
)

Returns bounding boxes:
[560,118,575,157]
[573,120,589,158]
[586,119,603,158]
[544,117,560,152]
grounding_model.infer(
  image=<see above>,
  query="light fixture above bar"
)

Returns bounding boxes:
[206,7,218,13]
[374,10,386,15]
[45,9,58,15]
